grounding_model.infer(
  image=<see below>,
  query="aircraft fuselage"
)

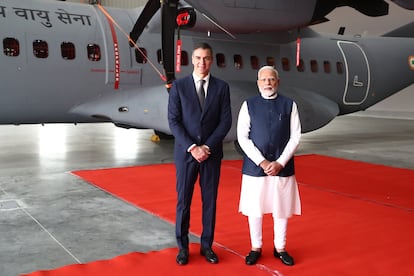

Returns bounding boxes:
[0,0,413,137]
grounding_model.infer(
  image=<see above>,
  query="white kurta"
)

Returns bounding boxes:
[237,95,302,218]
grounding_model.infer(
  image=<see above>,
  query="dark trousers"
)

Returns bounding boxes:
[175,157,221,250]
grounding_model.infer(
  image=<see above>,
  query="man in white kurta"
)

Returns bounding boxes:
[237,66,301,266]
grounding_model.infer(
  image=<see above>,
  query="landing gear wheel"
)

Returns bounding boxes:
[154,130,174,140]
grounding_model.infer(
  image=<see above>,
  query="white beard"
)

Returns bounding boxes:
[259,87,277,99]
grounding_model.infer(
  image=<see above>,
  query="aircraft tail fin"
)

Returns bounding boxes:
[382,21,414,38]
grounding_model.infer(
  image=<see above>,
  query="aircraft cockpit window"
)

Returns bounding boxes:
[266,57,275,66]
[135,47,147,64]
[234,54,243,69]
[250,56,259,70]
[87,44,101,61]
[297,59,305,72]
[336,62,344,74]
[310,60,318,73]
[61,42,76,60]
[3,37,19,57]
[281,57,290,71]
[33,40,48,59]
[216,53,226,68]
[324,61,331,73]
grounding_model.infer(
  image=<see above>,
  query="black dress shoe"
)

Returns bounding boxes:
[176,248,189,265]
[200,248,219,264]
[245,250,261,265]
[273,248,294,266]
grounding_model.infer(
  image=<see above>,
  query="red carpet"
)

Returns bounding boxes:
[25,154,414,275]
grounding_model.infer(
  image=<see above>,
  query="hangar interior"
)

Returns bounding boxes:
[0,1,413,275]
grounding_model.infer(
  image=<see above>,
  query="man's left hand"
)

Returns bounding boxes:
[190,145,211,163]
[263,161,283,176]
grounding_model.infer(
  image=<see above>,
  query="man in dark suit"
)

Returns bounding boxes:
[168,42,232,265]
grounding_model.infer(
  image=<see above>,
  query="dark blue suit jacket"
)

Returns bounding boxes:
[168,74,232,249]
[168,75,232,162]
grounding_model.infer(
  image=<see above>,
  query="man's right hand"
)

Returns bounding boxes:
[190,145,210,163]
[260,160,282,176]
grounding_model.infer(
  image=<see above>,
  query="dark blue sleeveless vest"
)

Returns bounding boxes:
[241,94,295,177]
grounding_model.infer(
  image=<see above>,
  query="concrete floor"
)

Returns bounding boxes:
[0,114,413,275]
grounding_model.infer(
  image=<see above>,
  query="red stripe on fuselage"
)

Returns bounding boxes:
[101,9,120,89]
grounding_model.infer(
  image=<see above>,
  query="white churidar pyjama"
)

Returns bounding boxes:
[248,216,288,249]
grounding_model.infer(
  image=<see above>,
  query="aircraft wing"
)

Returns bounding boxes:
[139,0,394,38]
[279,87,340,133]
[178,0,391,34]
[391,0,414,10]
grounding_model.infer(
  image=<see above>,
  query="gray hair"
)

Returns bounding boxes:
[257,65,279,80]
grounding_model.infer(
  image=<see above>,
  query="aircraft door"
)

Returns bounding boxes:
[95,6,141,88]
[337,41,370,105]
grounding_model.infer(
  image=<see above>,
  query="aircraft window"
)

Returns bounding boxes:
[310,59,318,73]
[281,57,290,71]
[323,61,331,73]
[33,40,48,58]
[87,43,101,61]
[216,53,226,68]
[157,49,162,64]
[3,37,20,57]
[297,59,305,72]
[266,57,275,66]
[181,50,189,66]
[250,56,259,70]
[156,49,187,65]
[234,54,243,69]
[336,62,344,74]
[135,47,147,64]
[61,42,75,60]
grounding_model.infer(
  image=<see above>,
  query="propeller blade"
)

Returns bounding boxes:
[161,0,178,85]
[130,0,179,85]
[130,0,160,46]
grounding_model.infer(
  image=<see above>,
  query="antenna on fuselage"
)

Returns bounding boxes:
[197,12,236,40]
